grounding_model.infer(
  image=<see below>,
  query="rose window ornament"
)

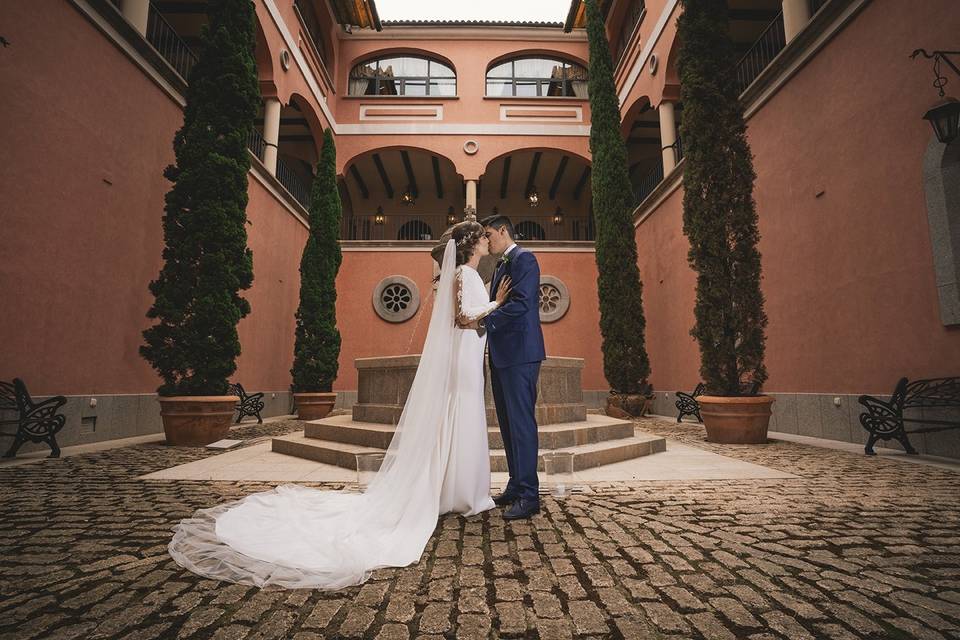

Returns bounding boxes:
[372,276,421,323]
[537,275,570,323]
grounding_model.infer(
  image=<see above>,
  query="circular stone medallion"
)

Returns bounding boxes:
[538,275,570,323]
[373,276,420,323]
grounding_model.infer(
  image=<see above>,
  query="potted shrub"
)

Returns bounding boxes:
[584,0,654,418]
[677,0,772,443]
[140,0,259,446]
[291,128,342,420]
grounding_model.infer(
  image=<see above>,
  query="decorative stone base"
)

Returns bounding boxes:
[272,414,666,472]
[352,355,587,426]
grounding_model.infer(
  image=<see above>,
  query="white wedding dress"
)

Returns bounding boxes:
[168,240,497,589]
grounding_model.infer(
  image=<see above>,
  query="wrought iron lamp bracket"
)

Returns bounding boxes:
[910,49,960,97]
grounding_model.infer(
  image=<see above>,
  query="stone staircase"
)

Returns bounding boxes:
[272,355,665,472]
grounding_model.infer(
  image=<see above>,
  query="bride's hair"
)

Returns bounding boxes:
[451,221,485,266]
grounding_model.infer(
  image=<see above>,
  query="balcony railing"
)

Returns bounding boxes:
[613,0,646,69]
[341,213,594,242]
[275,158,312,210]
[733,12,786,95]
[247,128,266,163]
[146,3,198,81]
[809,0,828,14]
[633,161,664,207]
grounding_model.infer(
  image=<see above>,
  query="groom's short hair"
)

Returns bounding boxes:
[479,214,516,239]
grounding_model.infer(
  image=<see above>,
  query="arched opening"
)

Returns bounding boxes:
[485,56,588,98]
[349,54,456,96]
[623,97,682,208]
[398,220,434,241]
[479,149,593,241]
[341,148,463,241]
[516,221,546,241]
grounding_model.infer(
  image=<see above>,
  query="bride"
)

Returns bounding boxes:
[168,221,512,589]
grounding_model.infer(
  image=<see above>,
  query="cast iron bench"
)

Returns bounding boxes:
[0,378,67,458]
[675,382,762,423]
[676,383,705,422]
[229,383,264,424]
[858,377,960,455]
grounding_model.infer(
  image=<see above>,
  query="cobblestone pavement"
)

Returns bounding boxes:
[1,417,959,640]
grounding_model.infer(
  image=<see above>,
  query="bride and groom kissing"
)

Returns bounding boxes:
[170,215,547,590]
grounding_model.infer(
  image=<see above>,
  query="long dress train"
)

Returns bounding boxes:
[167,240,497,589]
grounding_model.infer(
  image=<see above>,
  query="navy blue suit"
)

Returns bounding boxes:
[485,245,545,502]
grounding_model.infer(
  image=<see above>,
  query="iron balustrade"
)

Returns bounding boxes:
[146,3,198,81]
[733,12,786,96]
[340,213,594,241]
[275,158,312,210]
[809,0,828,15]
[613,0,646,69]
[633,161,664,207]
[247,128,266,163]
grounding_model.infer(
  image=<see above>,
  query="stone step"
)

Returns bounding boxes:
[352,402,588,426]
[304,414,635,450]
[272,431,666,473]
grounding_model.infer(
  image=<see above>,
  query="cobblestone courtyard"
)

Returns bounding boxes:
[1,417,959,640]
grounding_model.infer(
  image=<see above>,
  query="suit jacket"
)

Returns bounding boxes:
[485,246,546,369]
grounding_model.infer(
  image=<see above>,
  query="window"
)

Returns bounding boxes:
[516,221,546,241]
[485,57,588,98]
[398,220,433,240]
[349,56,456,96]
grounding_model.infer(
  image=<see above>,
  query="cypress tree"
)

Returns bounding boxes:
[677,0,768,396]
[291,128,342,393]
[141,0,259,396]
[584,0,651,395]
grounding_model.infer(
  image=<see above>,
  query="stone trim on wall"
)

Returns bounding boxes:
[922,136,960,326]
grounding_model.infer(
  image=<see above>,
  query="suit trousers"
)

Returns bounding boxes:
[490,361,541,501]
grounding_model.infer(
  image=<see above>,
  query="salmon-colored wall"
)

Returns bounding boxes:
[635,0,960,395]
[334,250,607,391]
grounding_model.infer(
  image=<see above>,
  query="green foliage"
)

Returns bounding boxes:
[140,0,259,396]
[584,0,651,394]
[291,128,342,393]
[677,0,768,396]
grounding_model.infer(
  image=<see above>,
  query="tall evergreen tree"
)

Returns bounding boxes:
[584,0,651,395]
[291,128,342,393]
[141,0,259,396]
[677,0,768,396]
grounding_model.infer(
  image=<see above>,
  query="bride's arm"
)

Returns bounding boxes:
[455,269,499,327]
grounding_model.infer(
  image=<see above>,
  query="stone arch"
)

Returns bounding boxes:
[485,49,589,74]
[253,16,277,96]
[347,48,458,77]
[923,135,960,325]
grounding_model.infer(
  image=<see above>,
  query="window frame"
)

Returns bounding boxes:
[348,55,457,97]
[485,57,588,98]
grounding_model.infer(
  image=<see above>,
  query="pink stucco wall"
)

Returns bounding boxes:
[635,0,960,395]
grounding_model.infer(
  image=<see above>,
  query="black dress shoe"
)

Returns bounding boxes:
[503,498,541,520]
[492,492,518,507]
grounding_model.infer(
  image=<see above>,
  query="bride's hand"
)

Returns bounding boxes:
[495,276,512,305]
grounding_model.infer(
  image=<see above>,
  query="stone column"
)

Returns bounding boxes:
[658,100,678,175]
[782,0,812,42]
[464,179,478,221]
[121,0,150,36]
[263,98,281,176]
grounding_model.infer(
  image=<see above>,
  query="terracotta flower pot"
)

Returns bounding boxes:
[294,392,337,420]
[699,395,775,444]
[606,392,652,419]
[158,395,238,447]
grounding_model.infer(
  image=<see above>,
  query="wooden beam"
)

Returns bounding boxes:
[548,156,569,201]
[524,152,542,198]
[499,156,512,199]
[573,166,591,200]
[431,156,443,200]
[400,150,418,198]
[372,153,393,199]
[349,165,369,199]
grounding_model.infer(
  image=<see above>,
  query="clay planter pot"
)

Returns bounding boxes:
[294,392,337,420]
[158,396,238,447]
[606,393,652,419]
[699,395,775,444]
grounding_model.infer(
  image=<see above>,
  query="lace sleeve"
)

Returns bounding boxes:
[455,268,498,327]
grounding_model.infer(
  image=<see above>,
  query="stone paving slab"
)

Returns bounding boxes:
[1,417,959,640]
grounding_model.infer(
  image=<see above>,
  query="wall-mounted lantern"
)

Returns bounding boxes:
[912,49,960,145]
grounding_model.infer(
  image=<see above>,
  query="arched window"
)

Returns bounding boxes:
[349,56,456,96]
[398,220,434,240]
[516,221,546,241]
[486,57,588,98]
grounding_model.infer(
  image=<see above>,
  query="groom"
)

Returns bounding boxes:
[479,215,546,520]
